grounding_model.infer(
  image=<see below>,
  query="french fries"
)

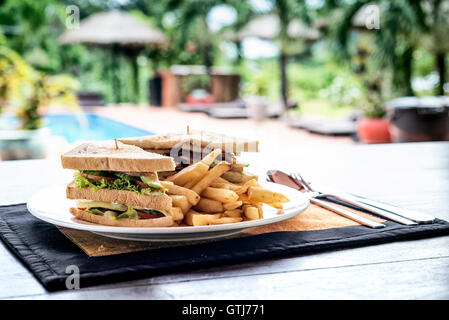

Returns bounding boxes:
[223,209,243,218]
[166,161,209,186]
[170,207,184,221]
[255,202,263,218]
[209,217,243,225]
[191,161,231,195]
[201,187,239,203]
[243,205,259,220]
[194,198,224,213]
[209,182,241,191]
[247,186,289,204]
[223,201,243,211]
[200,148,222,166]
[169,195,190,214]
[161,181,200,205]
[185,210,221,226]
[160,148,289,227]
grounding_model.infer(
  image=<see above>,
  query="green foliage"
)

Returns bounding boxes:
[0,0,447,115]
[245,73,270,96]
[0,45,79,129]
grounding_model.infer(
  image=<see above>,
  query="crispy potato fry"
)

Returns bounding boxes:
[238,193,251,203]
[170,207,184,221]
[247,186,290,204]
[166,161,209,186]
[210,182,231,189]
[214,177,232,184]
[235,186,249,195]
[255,202,264,218]
[239,179,260,187]
[201,148,222,166]
[184,210,221,226]
[183,179,196,189]
[169,195,190,214]
[223,209,243,218]
[267,202,284,209]
[209,217,243,225]
[243,205,259,220]
[202,187,239,203]
[191,161,231,195]
[194,198,224,213]
[177,149,223,189]
[209,182,241,191]
[223,201,243,211]
[235,178,262,194]
[161,181,200,205]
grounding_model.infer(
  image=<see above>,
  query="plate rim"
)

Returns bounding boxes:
[27,182,309,235]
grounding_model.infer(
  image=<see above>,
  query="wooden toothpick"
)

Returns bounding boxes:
[187,125,190,135]
[114,138,119,150]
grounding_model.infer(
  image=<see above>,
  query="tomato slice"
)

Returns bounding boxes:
[136,211,160,219]
[135,181,150,188]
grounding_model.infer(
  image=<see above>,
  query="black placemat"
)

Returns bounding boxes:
[2,203,449,292]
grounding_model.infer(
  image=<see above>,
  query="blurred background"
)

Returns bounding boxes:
[0,0,448,160]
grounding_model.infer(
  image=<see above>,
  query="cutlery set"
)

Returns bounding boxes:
[268,170,436,229]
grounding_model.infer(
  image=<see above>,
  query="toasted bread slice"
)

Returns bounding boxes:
[119,131,259,153]
[70,207,174,227]
[61,140,175,172]
[66,182,172,212]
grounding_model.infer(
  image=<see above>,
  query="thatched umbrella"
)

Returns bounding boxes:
[224,14,320,42]
[224,14,321,109]
[315,4,380,31]
[60,10,167,103]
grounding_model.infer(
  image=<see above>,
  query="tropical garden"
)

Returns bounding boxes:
[0,0,447,128]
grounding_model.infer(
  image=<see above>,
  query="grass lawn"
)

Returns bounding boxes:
[292,99,357,118]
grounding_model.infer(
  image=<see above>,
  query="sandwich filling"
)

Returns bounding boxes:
[76,200,168,220]
[74,170,165,195]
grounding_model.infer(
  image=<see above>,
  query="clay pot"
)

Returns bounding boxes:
[356,117,392,144]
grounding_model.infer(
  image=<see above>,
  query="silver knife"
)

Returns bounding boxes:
[348,194,435,224]
[318,186,435,224]
[315,192,417,225]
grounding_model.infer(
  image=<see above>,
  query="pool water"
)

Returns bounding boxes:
[0,113,152,143]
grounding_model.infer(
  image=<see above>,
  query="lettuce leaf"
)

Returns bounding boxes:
[137,208,165,217]
[86,208,105,216]
[117,206,139,220]
[74,171,164,194]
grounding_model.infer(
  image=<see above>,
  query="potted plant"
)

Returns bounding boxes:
[357,103,392,144]
[0,46,79,160]
[356,77,392,144]
[245,73,269,121]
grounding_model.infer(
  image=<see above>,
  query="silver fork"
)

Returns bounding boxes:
[290,172,417,226]
[290,172,386,229]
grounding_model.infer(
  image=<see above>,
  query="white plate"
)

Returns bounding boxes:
[27,182,309,242]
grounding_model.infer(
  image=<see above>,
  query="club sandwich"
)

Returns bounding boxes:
[61,140,177,227]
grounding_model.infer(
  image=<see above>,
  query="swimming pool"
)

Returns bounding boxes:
[0,113,153,143]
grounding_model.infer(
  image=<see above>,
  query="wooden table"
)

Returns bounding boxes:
[1,142,448,299]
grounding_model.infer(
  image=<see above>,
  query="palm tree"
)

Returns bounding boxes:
[271,0,311,109]
[334,0,449,96]
[419,0,449,95]
[163,0,225,76]
[334,0,421,97]
[227,0,312,109]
